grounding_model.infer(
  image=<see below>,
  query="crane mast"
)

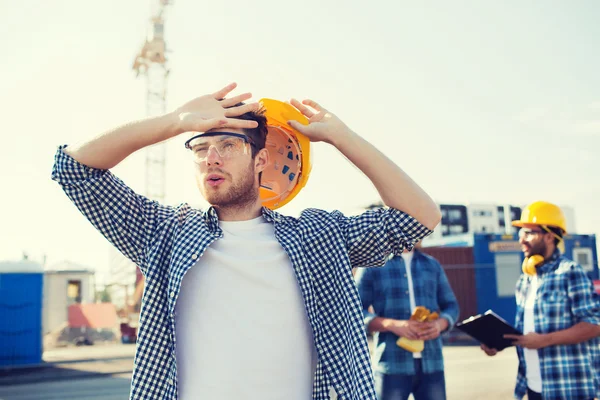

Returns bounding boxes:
[109,1,173,328]
[132,0,172,203]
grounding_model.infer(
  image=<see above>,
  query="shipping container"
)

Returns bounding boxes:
[0,261,44,368]
[419,246,477,322]
[422,233,598,326]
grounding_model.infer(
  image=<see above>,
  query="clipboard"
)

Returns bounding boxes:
[455,309,522,351]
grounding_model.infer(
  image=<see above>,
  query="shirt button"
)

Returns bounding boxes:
[167,378,173,385]
[404,274,407,277]
[405,290,409,294]
[191,254,198,260]
[170,291,176,298]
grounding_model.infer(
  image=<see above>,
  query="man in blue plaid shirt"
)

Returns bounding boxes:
[481,201,600,400]
[52,83,441,400]
[355,243,459,400]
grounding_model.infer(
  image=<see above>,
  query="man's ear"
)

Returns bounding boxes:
[543,232,555,246]
[255,148,269,173]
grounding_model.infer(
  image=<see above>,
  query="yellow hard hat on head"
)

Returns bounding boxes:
[511,201,567,234]
[258,98,313,210]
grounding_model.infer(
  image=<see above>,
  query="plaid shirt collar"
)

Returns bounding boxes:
[536,249,561,275]
[202,206,291,231]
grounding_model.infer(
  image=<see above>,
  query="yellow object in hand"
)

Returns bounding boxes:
[396,337,425,352]
[396,306,439,352]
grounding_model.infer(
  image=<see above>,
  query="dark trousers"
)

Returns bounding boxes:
[373,359,446,400]
[527,388,542,400]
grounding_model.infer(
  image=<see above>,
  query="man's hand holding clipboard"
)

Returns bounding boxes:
[455,309,522,351]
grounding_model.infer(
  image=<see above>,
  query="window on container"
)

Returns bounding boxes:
[573,248,594,272]
[511,207,522,220]
[448,209,462,221]
[494,253,522,297]
[450,225,466,234]
[67,280,82,304]
[497,207,505,226]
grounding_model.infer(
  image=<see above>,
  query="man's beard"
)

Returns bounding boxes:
[527,241,547,258]
[204,166,258,209]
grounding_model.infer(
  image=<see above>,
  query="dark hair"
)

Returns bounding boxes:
[231,103,268,158]
[228,103,268,183]
[546,225,564,246]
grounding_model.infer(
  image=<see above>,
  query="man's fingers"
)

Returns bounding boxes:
[222,118,259,129]
[302,99,325,112]
[221,93,253,108]
[223,102,259,117]
[503,334,520,339]
[290,98,316,118]
[212,82,238,100]
[192,118,227,132]
[288,120,309,134]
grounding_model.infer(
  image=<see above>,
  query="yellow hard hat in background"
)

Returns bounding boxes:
[511,201,567,233]
[259,98,313,210]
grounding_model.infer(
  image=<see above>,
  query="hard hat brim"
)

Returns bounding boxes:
[511,220,526,228]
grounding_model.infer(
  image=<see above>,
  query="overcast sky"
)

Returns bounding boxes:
[2,1,599,282]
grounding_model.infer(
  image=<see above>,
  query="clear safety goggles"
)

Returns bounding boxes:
[518,228,545,240]
[184,132,256,162]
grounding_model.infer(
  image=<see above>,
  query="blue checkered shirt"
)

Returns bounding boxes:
[51,146,433,400]
[354,250,459,375]
[514,250,600,400]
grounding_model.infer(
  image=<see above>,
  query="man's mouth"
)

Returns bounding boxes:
[206,174,225,187]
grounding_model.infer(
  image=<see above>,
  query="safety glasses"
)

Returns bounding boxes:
[184,132,256,162]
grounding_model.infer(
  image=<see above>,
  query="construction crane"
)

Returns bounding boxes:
[132,0,172,203]
[113,0,173,342]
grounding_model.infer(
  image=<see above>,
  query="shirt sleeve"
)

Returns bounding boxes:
[51,145,184,275]
[332,207,433,268]
[566,263,600,326]
[354,267,378,332]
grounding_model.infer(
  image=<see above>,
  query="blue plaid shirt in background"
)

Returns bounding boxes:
[354,250,459,375]
[514,249,600,400]
[51,146,433,400]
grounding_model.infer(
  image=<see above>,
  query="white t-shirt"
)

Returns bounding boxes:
[401,251,422,358]
[174,216,316,400]
[523,274,542,393]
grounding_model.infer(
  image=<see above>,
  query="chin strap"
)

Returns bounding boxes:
[541,225,565,253]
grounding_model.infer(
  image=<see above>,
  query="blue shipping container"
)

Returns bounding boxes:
[473,233,598,325]
[0,261,44,368]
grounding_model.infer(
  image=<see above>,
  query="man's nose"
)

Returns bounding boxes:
[206,146,222,165]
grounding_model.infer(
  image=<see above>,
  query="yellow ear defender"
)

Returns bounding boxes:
[522,254,545,276]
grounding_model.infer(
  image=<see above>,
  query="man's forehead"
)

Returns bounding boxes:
[205,127,246,135]
[192,134,239,142]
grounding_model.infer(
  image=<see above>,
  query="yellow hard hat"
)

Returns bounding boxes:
[259,98,313,210]
[511,201,567,233]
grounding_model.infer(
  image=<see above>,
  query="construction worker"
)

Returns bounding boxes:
[51,83,441,400]
[355,242,459,400]
[481,201,600,400]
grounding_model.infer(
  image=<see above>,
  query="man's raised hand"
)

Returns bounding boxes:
[175,83,260,133]
[287,98,352,145]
